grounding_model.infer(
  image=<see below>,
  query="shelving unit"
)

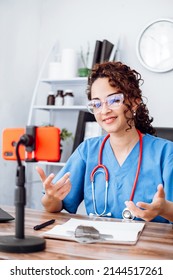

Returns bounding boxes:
[28,78,88,125]
[23,42,89,209]
[26,42,89,168]
[27,76,88,167]
[27,40,88,124]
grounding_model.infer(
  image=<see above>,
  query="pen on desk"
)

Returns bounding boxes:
[33,219,55,230]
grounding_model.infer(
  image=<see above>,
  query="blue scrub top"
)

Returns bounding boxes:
[53,134,173,223]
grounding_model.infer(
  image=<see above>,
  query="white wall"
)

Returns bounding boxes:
[0,0,173,209]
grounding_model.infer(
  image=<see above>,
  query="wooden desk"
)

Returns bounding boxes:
[0,206,173,260]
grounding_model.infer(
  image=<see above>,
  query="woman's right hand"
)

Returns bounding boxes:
[36,166,71,212]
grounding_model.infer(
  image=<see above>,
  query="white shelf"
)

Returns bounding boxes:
[33,105,87,111]
[41,77,88,85]
[37,161,66,167]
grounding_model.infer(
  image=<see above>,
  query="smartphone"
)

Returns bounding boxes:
[2,126,61,162]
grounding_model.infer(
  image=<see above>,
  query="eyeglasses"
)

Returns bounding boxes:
[87,93,124,114]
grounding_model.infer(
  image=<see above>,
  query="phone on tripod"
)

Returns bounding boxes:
[2,126,61,162]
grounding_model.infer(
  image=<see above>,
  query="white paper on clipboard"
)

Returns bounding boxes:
[42,218,145,245]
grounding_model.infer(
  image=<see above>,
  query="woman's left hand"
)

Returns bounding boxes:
[125,184,166,221]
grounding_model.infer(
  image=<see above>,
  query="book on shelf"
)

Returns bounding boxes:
[92,39,115,66]
[92,40,103,67]
[99,39,114,63]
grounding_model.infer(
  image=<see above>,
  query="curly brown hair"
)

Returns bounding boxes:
[87,61,156,135]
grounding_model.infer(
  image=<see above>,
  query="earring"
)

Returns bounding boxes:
[133,110,136,117]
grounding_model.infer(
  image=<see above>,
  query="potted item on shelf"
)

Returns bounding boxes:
[60,128,73,161]
[78,43,90,77]
[60,128,73,142]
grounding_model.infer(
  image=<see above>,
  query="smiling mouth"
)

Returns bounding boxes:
[103,116,117,124]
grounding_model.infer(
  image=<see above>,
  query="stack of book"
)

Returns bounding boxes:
[92,39,118,67]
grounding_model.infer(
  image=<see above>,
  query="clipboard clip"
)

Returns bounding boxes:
[73,225,113,244]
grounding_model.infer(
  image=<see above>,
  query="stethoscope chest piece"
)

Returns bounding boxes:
[122,207,135,220]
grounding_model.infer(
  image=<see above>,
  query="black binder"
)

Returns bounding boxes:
[92,40,103,67]
[99,39,114,63]
[72,111,96,152]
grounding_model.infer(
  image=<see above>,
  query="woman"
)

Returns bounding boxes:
[36,61,173,223]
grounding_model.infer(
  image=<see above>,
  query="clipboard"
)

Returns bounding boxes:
[42,218,145,245]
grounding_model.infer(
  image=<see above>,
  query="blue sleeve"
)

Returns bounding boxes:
[160,143,173,223]
[162,147,173,202]
[52,147,86,213]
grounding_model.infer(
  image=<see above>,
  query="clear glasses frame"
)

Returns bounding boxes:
[87,93,124,114]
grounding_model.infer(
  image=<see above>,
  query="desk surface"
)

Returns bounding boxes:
[0,206,173,260]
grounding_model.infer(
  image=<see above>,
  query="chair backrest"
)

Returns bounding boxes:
[155,127,173,142]
[72,111,96,152]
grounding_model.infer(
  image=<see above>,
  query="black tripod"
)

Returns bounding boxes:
[0,133,46,253]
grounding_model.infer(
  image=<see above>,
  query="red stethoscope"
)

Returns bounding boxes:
[89,130,143,219]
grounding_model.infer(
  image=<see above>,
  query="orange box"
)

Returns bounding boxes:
[2,127,61,162]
